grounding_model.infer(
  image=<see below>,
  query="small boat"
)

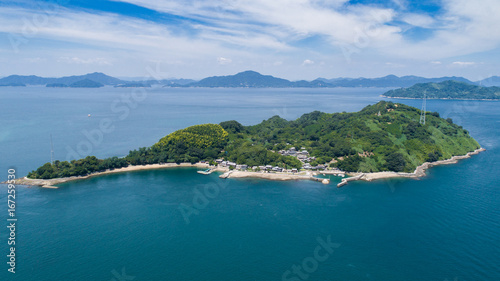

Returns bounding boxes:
[88,114,91,117]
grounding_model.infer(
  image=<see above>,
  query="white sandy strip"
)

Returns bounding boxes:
[226,171,314,181]
[8,163,211,188]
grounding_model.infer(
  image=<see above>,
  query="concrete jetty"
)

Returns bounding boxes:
[337,173,365,187]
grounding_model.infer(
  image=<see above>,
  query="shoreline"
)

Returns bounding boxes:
[3,148,485,188]
[6,163,211,189]
[338,147,486,187]
[220,170,330,184]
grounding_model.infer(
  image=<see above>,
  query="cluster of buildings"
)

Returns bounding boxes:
[278,147,329,171]
[277,147,317,163]
[213,146,334,173]
[214,159,296,173]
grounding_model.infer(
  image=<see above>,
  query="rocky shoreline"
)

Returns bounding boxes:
[338,147,486,187]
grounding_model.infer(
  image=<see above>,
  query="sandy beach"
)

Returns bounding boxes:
[4,148,484,188]
[222,170,327,182]
[8,163,211,188]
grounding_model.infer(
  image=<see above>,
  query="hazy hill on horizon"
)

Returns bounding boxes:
[0,72,123,86]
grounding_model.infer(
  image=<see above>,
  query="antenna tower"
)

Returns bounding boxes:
[419,93,426,125]
[50,134,54,165]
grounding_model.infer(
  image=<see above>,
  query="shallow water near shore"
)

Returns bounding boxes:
[0,87,499,280]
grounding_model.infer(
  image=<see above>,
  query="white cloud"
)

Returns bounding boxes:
[217,57,232,65]
[451,61,476,66]
[57,57,112,65]
[0,6,232,57]
[391,0,408,9]
[302,59,315,66]
[385,62,405,67]
[1,0,499,79]
[401,13,435,28]
[23,57,46,63]
[114,0,398,47]
[382,0,500,60]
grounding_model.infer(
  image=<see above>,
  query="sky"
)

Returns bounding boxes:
[1,0,500,81]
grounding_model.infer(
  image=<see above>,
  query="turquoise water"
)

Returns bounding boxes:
[1,87,499,280]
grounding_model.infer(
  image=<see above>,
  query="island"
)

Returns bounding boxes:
[114,82,151,88]
[0,82,26,87]
[44,79,105,88]
[69,79,104,88]
[383,80,500,100]
[14,101,484,188]
[46,83,69,88]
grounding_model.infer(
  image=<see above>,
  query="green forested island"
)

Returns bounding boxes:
[0,82,26,87]
[383,80,500,100]
[45,79,105,88]
[27,101,480,179]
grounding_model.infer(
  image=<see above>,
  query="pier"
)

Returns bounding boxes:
[337,173,365,188]
[197,168,216,175]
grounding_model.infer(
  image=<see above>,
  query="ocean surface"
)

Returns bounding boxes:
[0,86,499,281]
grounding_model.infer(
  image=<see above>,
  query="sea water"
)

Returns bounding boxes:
[0,87,499,280]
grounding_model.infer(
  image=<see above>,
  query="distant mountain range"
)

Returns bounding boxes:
[0,72,122,87]
[316,75,474,88]
[175,71,494,88]
[1,70,499,88]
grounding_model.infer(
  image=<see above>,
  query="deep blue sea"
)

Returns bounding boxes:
[0,86,499,281]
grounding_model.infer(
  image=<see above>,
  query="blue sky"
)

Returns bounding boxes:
[1,0,499,80]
